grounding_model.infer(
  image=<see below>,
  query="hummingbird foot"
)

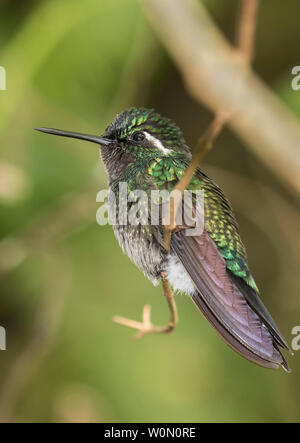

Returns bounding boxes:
[112,273,178,340]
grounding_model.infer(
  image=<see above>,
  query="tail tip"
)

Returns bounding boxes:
[281,357,291,373]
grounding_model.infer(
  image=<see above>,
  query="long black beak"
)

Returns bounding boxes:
[35,127,112,146]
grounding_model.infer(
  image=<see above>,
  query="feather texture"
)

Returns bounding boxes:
[171,229,289,371]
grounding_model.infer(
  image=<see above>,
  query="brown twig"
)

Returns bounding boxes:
[145,0,300,197]
[113,272,178,339]
[163,111,229,250]
[163,0,260,251]
[236,0,259,62]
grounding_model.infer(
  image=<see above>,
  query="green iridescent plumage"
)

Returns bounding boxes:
[105,107,188,156]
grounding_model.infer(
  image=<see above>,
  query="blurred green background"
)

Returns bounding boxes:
[0,0,299,423]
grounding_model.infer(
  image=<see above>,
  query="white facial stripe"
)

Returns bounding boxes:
[143,132,172,155]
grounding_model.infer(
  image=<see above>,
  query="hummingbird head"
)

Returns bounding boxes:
[35,107,189,182]
[102,107,189,158]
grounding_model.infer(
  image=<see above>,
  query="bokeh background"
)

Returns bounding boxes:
[0,0,299,423]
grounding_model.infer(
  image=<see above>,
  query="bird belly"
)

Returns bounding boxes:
[164,255,196,295]
[107,192,196,293]
[112,224,166,285]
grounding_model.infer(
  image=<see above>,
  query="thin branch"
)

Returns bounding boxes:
[163,0,259,251]
[113,271,178,339]
[144,0,300,197]
[237,0,259,62]
[163,111,228,250]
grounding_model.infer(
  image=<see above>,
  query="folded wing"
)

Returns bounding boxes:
[171,229,289,371]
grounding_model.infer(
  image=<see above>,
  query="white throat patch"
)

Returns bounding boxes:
[144,132,172,155]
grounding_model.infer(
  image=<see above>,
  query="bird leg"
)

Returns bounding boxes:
[113,272,178,340]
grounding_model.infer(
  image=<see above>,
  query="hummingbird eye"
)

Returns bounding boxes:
[132,131,145,142]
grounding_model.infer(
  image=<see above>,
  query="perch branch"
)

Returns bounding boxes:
[144,0,300,197]
[163,0,259,251]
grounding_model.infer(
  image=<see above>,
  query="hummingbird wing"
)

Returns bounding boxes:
[196,170,289,352]
[171,228,289,371]
[162,165,289,370]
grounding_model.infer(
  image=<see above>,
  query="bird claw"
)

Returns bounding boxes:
[113,304,173,339]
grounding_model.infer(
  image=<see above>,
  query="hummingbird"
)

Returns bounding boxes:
[36,107,290,371]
